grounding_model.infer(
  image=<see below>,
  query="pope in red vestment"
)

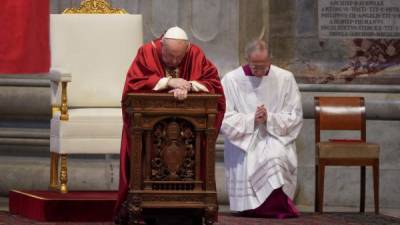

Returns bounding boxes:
[115,27,226,221]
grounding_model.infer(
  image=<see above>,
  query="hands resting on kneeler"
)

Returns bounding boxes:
[154,76,208,100]
[167,78,192,100]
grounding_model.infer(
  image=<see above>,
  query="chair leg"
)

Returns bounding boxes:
[315,165,319,212]
[360,166,366,213]
[317,163,325,213]
[49,152,59,190]
[373,159,380,214]
[59,154,68,194]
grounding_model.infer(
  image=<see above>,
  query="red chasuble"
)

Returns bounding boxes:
[0,0,50,74]
[115,39,226,215]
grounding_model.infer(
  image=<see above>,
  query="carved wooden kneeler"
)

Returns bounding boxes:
[123,93,220,225]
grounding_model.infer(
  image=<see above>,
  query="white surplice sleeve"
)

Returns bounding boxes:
[220,75,256,152]
[265,74,303,146]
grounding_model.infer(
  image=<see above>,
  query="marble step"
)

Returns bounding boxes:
[0,127,49,139]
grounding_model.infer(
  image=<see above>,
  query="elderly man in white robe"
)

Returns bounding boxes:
[221,40,303,218]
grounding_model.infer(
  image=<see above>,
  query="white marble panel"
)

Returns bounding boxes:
[150,0,179,37]
[191,0,220,42]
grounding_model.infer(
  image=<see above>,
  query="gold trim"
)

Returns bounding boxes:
[60,82,69,121]
[11,189,116,201]
[60,154,68,194]
[11,190,48,200]
[52,106,61,117]
[63,0,127,14]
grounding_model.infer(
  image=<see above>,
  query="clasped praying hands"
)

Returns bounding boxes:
[255,104,267,126]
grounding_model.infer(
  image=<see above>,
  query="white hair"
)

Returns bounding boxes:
[244,40,269,60]
[161,38,189,52]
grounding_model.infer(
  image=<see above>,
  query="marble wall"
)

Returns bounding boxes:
[50,0,400,84]
[51,0,241,75]
[50,0,272,76]
[270,0,400,84]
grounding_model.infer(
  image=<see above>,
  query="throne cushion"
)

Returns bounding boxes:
[50,108,122,154]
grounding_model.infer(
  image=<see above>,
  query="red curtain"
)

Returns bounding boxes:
[0,0,50,74]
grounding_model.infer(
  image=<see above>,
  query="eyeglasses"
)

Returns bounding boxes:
[249,63,269,71]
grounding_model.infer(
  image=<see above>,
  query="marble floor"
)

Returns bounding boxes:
[1,196,399,219]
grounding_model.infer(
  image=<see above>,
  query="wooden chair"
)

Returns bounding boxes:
[314,96,379,214]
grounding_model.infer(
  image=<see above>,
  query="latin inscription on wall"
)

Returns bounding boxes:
[319,0,400,38]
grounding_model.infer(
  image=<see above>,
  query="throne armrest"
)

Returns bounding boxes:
[49,68,71,82]
[49,68,71,120]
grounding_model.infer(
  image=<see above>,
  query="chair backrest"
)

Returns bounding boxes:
[314,96,366,143]
[50,14,143,107]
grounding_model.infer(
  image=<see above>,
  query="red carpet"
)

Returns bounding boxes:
[7,191,400,224]
[9,190,117,222]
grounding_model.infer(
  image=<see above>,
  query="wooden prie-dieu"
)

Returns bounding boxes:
[122,93,221,225]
